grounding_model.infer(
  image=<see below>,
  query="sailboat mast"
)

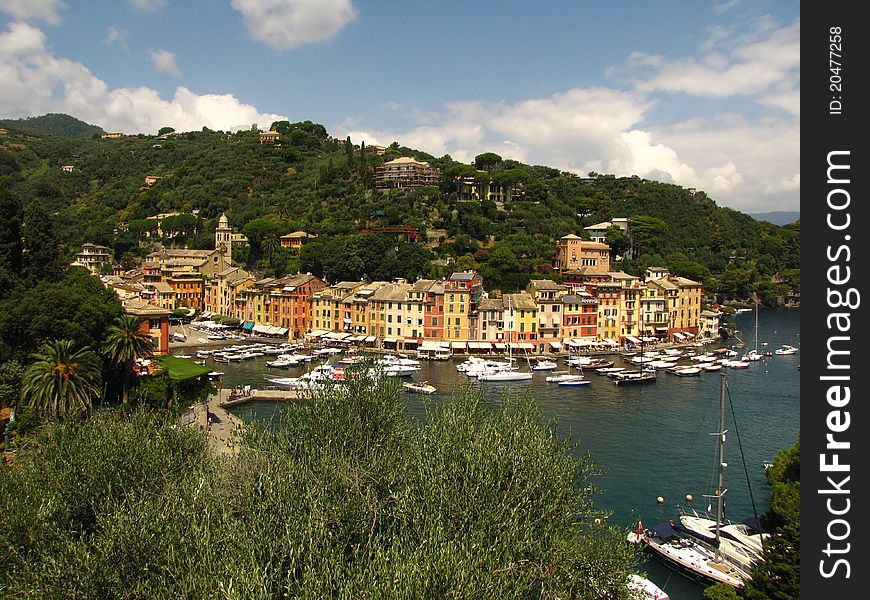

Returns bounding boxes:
[754,302,759,354]
[714,370,728,561]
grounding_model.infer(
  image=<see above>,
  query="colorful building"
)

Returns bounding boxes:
[554,235,611,272]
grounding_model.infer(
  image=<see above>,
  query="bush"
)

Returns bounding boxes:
[0,373,640,598]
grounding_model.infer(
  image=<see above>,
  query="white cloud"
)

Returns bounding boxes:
[0,0,65,25]
[339,84,799,213]
[105,25,129,47]
[231,0,358,50]
[0,22,287,134]
[129,0,167,12]
[617,18,799,116]
[149,48,181,77]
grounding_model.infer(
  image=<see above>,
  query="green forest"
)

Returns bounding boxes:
[0,113,799,303]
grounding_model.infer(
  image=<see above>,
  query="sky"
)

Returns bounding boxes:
[0,0,800,214]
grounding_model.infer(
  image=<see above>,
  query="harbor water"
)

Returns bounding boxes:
[187,308,800,599]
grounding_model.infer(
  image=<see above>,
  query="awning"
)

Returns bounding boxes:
[419,341,442,351]
[625,335,642,345]
[242,321,254,331]
[253,324,270,334]
[403,339,419,348]
[494,343,506,350]
[383,337,398,344]
[468,341,492,350]
[512,342,534,350]
[305,329,329,338]
[673,332,686,340]
[567,338,594,347]
[450,341,467,350]
[549,341,562,350]
[364,335,377,343]
[684,332,695,338]
[602,338,619,346]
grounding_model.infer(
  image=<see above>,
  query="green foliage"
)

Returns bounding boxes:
[0,376,641,598]
[0,359,24,408]
[0,115,798,302]
[0,113,104,138]
[0,267,124,363]
[103,314,155,405]
[21,339,103,418]
[739,440,800,599]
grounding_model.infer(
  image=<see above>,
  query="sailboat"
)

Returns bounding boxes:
[744,303,763,361]
[634,371,754,589]
[478,296,533,382]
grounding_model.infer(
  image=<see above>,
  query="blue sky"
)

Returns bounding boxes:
[0,0,800,214]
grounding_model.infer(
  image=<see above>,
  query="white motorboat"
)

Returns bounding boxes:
[403,380,436,394]
[478,369,533,382]
[774,344,798,355]
[531,360,558,371]
[557,376,591,386]
[671,366,703,377]
[627,573,670,600]
[596,367,625,376]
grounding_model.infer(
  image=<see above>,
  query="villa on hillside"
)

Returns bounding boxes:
[554,234,611,272]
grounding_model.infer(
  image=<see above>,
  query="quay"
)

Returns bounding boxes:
[218,386,303,407]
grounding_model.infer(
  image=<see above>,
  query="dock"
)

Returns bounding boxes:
[218,386,304,407]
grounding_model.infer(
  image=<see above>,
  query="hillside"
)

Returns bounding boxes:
[0,114,799,304]
[0,113,104,139]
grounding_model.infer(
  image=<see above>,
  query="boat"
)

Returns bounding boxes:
[627,573,670,600]
[557,376,591,386]
[722,359,750,369]
[744,303,763,361]
[478,369,533,382]
[403,380,436,394]
[774,344,798,355]
[266,358,294,368]
[670,366,703,377]
[477,296,533,382]
[596,367,625,376]
[636,371,755,589]
[613,370,657,385]
[531,360,559,371]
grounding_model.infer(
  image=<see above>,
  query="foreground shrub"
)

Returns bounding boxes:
[0,373,641,598]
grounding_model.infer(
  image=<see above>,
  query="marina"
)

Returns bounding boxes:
[176,308,799,600]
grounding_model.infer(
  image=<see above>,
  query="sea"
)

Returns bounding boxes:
[185,308,800,599]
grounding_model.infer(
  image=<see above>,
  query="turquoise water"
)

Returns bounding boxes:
[192,308,800,599]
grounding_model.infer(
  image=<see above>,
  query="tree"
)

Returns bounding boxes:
[474,152,502,170]
[0,267,124,363]
[102,314,155,405]
[0,180,23,283]
[21,339,102,418]
[261,233,280,269]
[158,127,175,136]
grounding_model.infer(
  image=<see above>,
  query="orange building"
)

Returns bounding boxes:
[122,299,170,355]
[554,235,611,272]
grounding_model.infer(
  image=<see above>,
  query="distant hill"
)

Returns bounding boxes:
[0,113,103,138]
[748,211,799,225]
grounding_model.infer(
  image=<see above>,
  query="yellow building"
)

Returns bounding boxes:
[443,272,480,341]
[505,292,538,345]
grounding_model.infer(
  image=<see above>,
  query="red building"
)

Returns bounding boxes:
[123,299,171,355]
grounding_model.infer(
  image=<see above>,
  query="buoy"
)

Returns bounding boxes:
[594,518,602,526]
[686,494,694,502]
[656,496,664,504]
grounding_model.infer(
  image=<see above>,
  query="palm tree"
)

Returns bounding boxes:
[103,314,155,405]
[262,233,281,269]
[22,339,102,418]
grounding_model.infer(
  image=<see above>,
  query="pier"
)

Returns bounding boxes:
[218,386,304,407]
